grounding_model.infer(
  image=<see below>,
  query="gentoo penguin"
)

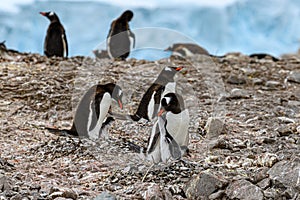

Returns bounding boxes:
[146,93,190,163]
[107,10,135,60]
[40,11,68,57]
[165,43,209,57]
[47,83,123,140]
[130,66,183,122]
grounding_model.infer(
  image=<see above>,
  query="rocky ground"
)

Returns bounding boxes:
[0,50,299,199]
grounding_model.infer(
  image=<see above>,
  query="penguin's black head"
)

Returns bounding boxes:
[40,11,60,22]
[158,93,184,116]
[105,83,123,109]
[120,10,134,22]
[158,66,183,82]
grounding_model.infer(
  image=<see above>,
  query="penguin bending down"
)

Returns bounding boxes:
[130,66,183,122]
[40,11,68,58]
[47,83,123,140]
[146,93,190,163]
[107,10,135,60]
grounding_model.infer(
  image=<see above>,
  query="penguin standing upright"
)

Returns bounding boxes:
[40,11,68,57]
[107,10,135,60]
[146,93,189,163]
[130,66,183,122]
[47,83,123,140]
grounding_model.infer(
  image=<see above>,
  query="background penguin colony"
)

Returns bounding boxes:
[39,10,191,163]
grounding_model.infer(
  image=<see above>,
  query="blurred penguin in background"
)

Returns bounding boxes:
[107,10,135,60]
[40,11,68,58]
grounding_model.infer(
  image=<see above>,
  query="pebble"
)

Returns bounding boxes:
[278,117,295,124]
[265,80,281,89]
[226,74,246,85]
[230,88,250,99]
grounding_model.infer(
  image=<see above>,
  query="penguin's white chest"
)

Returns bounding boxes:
[165,109,190,146]
[87,93,112,140]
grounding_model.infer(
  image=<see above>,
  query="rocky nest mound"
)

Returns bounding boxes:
[0,51,299,199]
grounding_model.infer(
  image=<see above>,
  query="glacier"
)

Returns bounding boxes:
[0,0,300,59]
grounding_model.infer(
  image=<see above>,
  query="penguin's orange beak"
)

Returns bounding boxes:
[40,12,47,16]
[158,108,165,116]
[175,66,183,71]
[118,99,123,109]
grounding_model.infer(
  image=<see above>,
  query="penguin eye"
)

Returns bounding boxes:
[49,12,54,16]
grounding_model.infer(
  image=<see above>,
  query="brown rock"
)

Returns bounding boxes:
[185,172,227,200]
[225,179,263,200]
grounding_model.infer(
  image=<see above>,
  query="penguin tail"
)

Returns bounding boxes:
[45,127,79,137]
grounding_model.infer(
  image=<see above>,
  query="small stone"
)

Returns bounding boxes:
[185,172,227,199]
[226,75,246,85]
[230,88,250,99]
[226,179,263,200]
[278,117,295,124]
[265,80,281,89]
[204,117,224,139]
[95,191,117,200]
[287,71,300,83]
[252,78,263,85]
[209,138,232,150]
[48,188,77,200]
[276,126,293,136]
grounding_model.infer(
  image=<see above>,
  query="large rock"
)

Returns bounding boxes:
[204,117,224,139]
[287,71,300,84]
[0,175,10,192]
[185,172,227,200]
[267,160,300,191]
[225,179,263,200]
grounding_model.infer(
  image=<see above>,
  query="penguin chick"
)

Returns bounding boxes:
[107,10,135,60]
[40,11,68,57]
[146,93,190,163]
[130,66,183,122]
[47,83,123,140]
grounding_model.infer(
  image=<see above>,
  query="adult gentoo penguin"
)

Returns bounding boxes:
[146,93,190,163]
[130,66,183,122]
[107,10,135,60]
[47,83,123,140]
[40,11,68,57]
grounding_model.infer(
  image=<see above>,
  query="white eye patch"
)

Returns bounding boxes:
[49,12,54,16]
[118,89,122,97]
[164,96,171,105]
[165,67,172,71]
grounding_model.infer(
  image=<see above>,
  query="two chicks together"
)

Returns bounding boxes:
[49,66,189,163]
[40,10,134,59]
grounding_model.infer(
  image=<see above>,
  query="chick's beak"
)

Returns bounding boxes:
[39,12,46,16]
[118,99,123,109]
[157,108,165,116]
